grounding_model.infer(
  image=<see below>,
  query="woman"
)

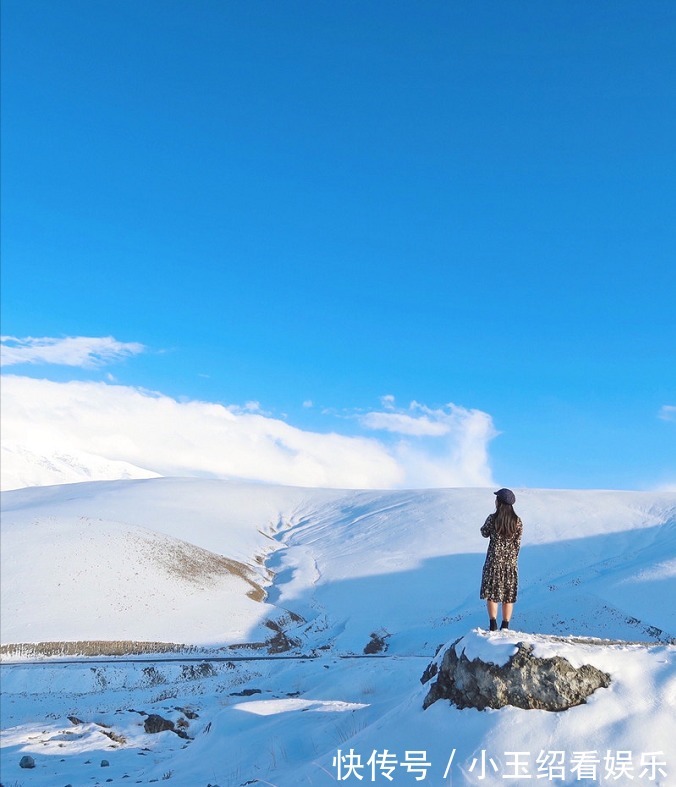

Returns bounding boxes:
[480,488,522,631]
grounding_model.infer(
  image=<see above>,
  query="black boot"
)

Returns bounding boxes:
[500,620,509,630]
[489,618,498,631]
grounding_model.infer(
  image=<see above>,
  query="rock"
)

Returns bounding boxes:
[264,620,301,653]
[144,714,175,734]
[420,660,438,685]
[423,635,611,711]
[19,755,36,768]
[364,631,389,654]
[101,759,110,767]
[67,715,84,725]
[143,713,189,739]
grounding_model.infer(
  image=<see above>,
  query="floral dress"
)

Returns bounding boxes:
[479,513,523,603]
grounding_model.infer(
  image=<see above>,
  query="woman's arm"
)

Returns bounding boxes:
[480,515,493,538]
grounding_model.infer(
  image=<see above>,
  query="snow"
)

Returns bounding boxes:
[453,628,518,666]
[1,441,160,490]
[1,478,675,785]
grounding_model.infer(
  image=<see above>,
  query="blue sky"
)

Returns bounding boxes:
[1,1,675,490]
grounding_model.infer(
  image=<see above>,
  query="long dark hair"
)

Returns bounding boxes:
[494,498,519,538]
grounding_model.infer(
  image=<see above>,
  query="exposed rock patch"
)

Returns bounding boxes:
[99,726,127,745]
[229,613,305,653]
[423,635,611,711]
[144,713,175,734]
[262,620,298,653]
[364,630,390,654]
[143,713,189,739]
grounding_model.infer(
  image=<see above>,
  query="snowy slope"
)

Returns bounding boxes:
[1,478,675,786]
[0,478,345,647]
[1,513,271,644]
[266,486,676,652]
[2,479,673,650]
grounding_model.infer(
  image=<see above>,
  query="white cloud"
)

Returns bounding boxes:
[0,377,496,491]
[361,400,497,488]
[658,405,676,422]
[0,376,403,490]
[380,394,396,410]
[0,335,145,368]
[361,408,450,437]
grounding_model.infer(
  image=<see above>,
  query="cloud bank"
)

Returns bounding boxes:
[0,335,145,368]
[0,376,496,491]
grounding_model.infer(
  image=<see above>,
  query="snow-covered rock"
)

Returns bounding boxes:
[423,629,611,711]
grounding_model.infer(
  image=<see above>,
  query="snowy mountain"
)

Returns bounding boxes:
[0,441,159,491]
[1,478,675,786]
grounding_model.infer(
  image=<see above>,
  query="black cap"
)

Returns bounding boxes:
[494,488,516,505]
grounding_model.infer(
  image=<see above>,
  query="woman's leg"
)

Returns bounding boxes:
[501,602,513,626]
[487,600,498,630]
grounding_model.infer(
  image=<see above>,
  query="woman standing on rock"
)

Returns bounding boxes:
[480,488,523,631]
